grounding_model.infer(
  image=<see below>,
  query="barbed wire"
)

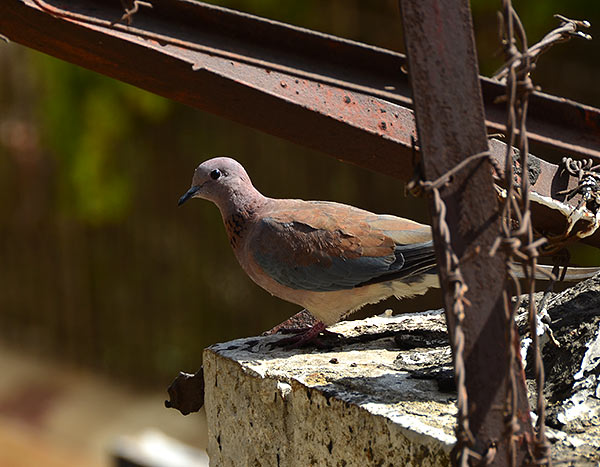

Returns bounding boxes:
[114,1,153,26]
[493,15,591,83]
[492,3,535,464]
[408,6,590,465]
[559,157,600,212]
[488,2,595,465]
[409,141,493,466]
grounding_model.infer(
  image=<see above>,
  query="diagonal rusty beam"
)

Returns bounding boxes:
[1,0,419,179]
[1,0,599,160]
[482,79,600,160]
[399,0,532,463]
[1,0,599,246]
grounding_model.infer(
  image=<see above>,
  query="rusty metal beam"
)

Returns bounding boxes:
[1,0,599,159]
[399,0,532,464]
[1,0,418,178]
[0,0,599,247]
[482,79,600,160]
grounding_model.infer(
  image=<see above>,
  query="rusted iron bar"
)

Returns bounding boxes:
[399,0,532,464]
[0,0,419,179]
[0,0,598,246]
[481,80,599,160]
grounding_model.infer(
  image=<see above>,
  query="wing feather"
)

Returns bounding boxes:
[250,202,436,292]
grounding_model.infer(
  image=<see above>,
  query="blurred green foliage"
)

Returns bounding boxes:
[33,53,169,224]
[0,0,599,387]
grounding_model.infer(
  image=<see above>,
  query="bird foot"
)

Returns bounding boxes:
[269,321,341,349]
[262,309,318,336]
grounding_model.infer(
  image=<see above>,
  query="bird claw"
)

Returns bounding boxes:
[268,321,342,349]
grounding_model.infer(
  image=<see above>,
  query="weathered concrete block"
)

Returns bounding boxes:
[204,311,455,466]
[203,274,600,466]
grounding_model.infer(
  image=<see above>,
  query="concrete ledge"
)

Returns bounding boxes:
[203,311,455,466]
[203,274,600,466]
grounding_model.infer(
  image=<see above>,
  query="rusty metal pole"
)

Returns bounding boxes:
[399,1,533,464]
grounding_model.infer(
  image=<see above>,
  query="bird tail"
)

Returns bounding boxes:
[510,264,600,282]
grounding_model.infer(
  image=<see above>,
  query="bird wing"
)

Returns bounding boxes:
[250,201,436,292]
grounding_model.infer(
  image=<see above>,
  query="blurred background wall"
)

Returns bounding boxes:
[0,0,599,463]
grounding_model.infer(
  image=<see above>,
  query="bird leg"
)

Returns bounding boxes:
[262,309,317,335]
[269,320,342,349]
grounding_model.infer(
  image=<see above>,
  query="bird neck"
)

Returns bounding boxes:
[220,186,267,250]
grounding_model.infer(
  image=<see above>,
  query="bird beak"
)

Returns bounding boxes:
[178,186,201,206]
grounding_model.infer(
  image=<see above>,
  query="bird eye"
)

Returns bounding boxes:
[210,169,221,180]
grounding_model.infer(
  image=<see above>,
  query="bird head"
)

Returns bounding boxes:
[178,157,253,207]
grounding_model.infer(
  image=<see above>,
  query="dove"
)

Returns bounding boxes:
[179,157,438,345]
